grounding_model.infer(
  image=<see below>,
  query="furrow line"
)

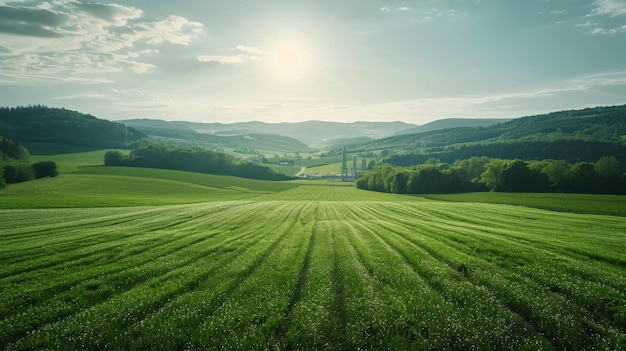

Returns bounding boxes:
[1,202,286,345]
[281,222,316,339]
[0,202,255,278]
[117,202,308,350]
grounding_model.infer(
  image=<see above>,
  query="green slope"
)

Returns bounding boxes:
[355,104,626,161]
[0,166,299,208]
[120,119,316,153]
[0,106,146,148]
[1,190,624,349]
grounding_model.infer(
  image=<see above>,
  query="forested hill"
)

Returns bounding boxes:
[0,106,146,148]
[121,119,415,147]
[357,104,626,164]
[120,119,315,153]
[393,118,511,136]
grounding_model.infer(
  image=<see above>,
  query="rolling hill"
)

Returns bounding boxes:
[354,104,626,164]
[393,118,511,136]
[119,119,316,153]
[121,119,417,148]
[0,106,146,149]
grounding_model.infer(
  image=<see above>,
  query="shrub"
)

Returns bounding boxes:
[33,161,59,178]
[3,163,35,183]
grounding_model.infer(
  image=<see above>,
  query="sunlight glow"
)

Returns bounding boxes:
[266,38,314,84]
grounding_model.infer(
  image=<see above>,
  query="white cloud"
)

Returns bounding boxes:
[69,1,142,26]
[589,24,626,34]
[52,93,112,100]
[593,0,626,16]
[370,70,626,120]
[236,45,267,55]
[0,1,204,84]
[197,55,245,64]
[197,45,267,65]
[380,6,413,13]
[576,20,598,27]
[131,15,203,46]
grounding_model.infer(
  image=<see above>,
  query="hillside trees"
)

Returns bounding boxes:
[0,106,146,148]
[0,136,29,161]
[104,143,292,181]
[0,136,59,186]
[357,156,626,195]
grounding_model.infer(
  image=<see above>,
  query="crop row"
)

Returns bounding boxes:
[1,195,625,350]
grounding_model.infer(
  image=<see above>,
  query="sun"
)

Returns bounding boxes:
[266,39,314,84]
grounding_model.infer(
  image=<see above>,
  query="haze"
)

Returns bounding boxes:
[1,0,625,124]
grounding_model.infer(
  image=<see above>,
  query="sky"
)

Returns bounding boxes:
[0,0,625,125]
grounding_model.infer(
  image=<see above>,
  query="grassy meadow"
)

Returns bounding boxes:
[1,149,625,350]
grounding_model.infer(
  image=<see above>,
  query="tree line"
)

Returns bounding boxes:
[0,105,146,148]
[356,156,626,195]
[105,143,292,181]
[0,136,58,189]
[384,140,626,167]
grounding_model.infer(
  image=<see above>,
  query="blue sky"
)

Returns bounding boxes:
[0,0,625,124]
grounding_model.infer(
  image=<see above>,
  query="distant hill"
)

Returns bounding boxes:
[120,119,316,154]
[0,106,146,149]
[360,104,626,164]
[123,120,417,147]
[394,118,511,136]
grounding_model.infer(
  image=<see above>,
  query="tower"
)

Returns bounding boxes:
[340,146,348,181]
[352,154,358,181]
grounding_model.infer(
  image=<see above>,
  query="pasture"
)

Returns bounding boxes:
[1,172,625,350]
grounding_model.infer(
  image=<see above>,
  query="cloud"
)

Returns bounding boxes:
[197,45,267,65]
[0,5,71,37]
[197,55,245,64]
[236,45,267,55]
[593,0,626,16]
[575,20,598,27]
[0,1,204,84]
[373,70,626,120]
[69,1,142,26]
[131,15,203,46]
[589,24,626,34]
[52,93,112,100]
[380,6,413,13]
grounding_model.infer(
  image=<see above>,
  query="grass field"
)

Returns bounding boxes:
[1,153,625,349]
[424,192,626,217]
[304,162,343,176]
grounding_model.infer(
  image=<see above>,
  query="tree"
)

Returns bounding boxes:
[593,156,623,194]
[104,150,127,166]
[0,136,29,161]
[0,164,6,189]
[542,160,570,192]
[480,159,506,191]
[391,171,408,194]
[569,162,598,193]
[417,167,443,193]
[594,156,620,178]
[2,163,34,184]
[502,160,550,192]
[32,161,58,178]
[455,156,490,182]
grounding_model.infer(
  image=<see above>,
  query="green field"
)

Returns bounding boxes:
[1,158,625,350]
[305,162,343,176]
[424,192,626,217]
